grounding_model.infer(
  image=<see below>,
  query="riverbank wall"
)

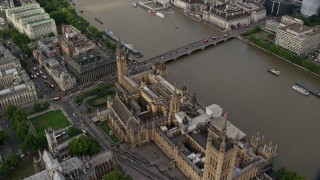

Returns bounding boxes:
[237,36,320,79]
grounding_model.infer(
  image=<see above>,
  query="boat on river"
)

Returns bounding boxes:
[94,18,103,24]
[133,2,137,7]
[267,69,280,77]
[292,84,309,96]
[295,83,320,97]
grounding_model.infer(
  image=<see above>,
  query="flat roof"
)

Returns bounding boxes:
[28,18,54,26]
[279,23,312,33]
[0,83,27,95]
[210,116,246,140]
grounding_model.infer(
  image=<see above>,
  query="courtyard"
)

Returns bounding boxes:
[29,109,70,135]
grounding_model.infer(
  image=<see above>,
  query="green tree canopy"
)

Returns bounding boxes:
[21,134,47,154]
[68,136,100,156]
[42,101,50,110]
[4,104,18,120]
[0,131,9,145]
[103,169,133,180]
[0,155,21,176]
[67,127,82,137]
[33,103,42,112]
[277,168,306,180]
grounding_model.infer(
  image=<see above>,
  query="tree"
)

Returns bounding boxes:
[42,101,50,110]
[103,169,133,180]
[4,104,17,120]
[86,107,92,113]
[0,131,9,145]
[67,127,82,137]
[33,103,42,112]
[68,136,100,156]
[21,134,47,154]
[277,168,306,180]
[50,11,66,25]
[0,155,21,176]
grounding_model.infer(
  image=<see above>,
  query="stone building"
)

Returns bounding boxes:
[203,3,251,30]
[33,37,76,91]
[60,25,95,58]
[235,1,266,22]
[0,45,37,111]
[98,44,277,180]
[5,2,58,39]
[23,128,117,180]
[174,0,210,14]
[275,24,320,55]
[0,45,21,70]
[25,150,116,180]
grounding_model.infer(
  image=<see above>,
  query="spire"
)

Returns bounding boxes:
[235,130,240,143]
[222,117,227,138]
[117,37,122,48]
[220,138,226,152]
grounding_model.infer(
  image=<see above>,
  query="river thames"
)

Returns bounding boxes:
[73,0,320,178]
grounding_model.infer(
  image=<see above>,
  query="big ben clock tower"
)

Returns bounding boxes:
[116,38,127,85]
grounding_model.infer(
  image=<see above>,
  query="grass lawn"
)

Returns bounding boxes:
[4,156,34,180]
[99,123,120,143]
[30,109,70,135]
[88,94,115,107]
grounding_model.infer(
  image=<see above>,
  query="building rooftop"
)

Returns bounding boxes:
[66,50,114,73]
[24,170,50,180]
[0,83,27,96]
[189,132,207,149]
[210,116,246,140]
[61,157,83,172]
[209,4,250,21]
[0,45,18,67]
[278,23,320,37]
[28,18,54,27]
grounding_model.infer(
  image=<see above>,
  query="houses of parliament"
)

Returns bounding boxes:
[102,42,277,180]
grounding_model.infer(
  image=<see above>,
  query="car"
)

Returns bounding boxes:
[224,34,228,38]
[203,39,208,43]
[245,24,249,27]
[53,96,60,101]
[33,67,36,70]
[73,113,76,117]
[30,75,34,79]
[42,75,47,80]
[36,72,40,76]
[39,71,43,75]
[50,84,54,88]
[212,36,216,40]
[82,129,87,134]
[55,134,62,138]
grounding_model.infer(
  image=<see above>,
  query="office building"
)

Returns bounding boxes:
[301,0,320,17]
[266,0,295,16]
[0,45,37,110]
[60,25,95,58]
[275,24,320,55]
[5,2,58,39]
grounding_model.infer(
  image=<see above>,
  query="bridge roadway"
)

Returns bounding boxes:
[127,29,243,75]
[127,18,269,75]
